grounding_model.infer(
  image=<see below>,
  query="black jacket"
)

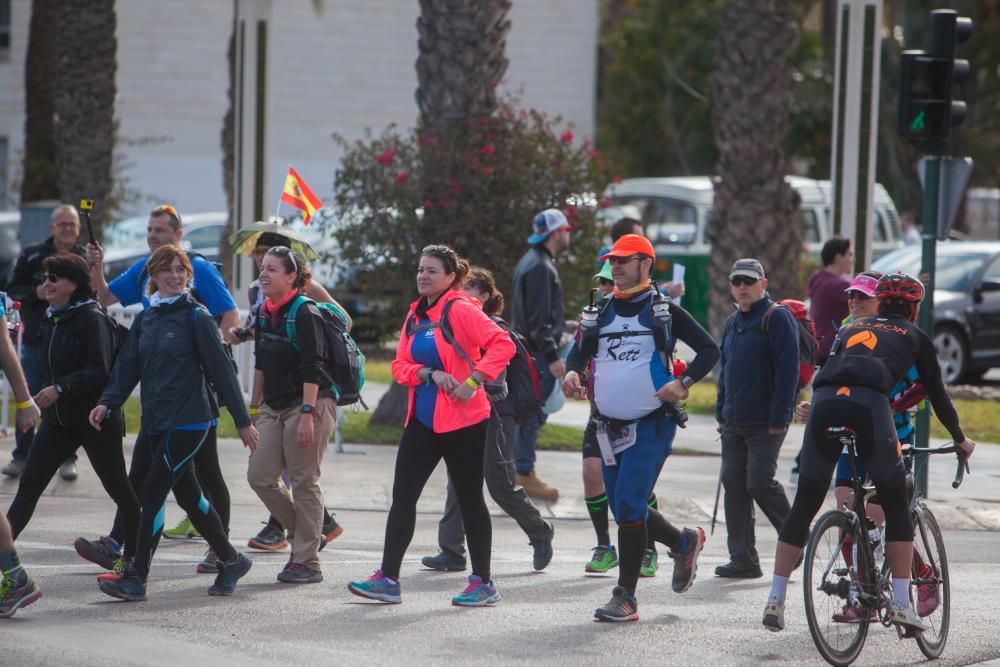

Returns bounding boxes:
[254,296,331,410]
[39,299,115,427]
[7,237,87,345]
[99,292,250,433]
[510,245,564,363]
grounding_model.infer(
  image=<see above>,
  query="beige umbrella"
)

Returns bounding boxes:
[226,221,319,261]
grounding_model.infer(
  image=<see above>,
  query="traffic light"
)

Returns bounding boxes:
[897,10,972,146]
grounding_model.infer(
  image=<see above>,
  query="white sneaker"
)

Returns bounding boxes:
[762,600,785,632]
[889,603,928,633]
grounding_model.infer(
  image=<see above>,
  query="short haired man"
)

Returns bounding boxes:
[599,217,684,301]
[509,209,572,502]
[3,205,85,481]
[808,237,853,363]
[715,259,799,578]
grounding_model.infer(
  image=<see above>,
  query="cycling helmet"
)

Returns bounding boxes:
[875,272,924,321]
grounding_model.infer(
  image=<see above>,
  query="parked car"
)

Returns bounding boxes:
[604,176,903,326]
[102,212,227,281]
[872,242,1000,384]
[0,212,21,290]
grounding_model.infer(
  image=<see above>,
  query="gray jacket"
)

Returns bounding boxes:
[510,245,564,363]
[99,292,250,433]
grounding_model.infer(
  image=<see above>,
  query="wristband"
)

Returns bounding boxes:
[465,376,480,389]
[249,407,260,415]
[16,399,33,410]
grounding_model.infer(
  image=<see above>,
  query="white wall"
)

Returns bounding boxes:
[0,0,597,218]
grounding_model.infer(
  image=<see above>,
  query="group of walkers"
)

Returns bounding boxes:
[0,203,977,644]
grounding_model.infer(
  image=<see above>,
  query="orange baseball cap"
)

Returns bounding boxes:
[599,233,655,262]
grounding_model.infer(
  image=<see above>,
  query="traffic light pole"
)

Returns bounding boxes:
[914,155,940,498]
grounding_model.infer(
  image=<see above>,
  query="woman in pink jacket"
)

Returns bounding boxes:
[349,245,515,607]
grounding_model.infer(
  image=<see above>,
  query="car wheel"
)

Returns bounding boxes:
[933,326,968,385]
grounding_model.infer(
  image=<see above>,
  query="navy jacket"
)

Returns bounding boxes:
[716,294,799,429]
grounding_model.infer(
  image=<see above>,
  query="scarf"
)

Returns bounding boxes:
[149,290,187,309]
[612,279,654,300]
[46,298,97,321]
[261,288,302,329]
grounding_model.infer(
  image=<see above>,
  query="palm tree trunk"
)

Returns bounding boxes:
[708,0,800,337]
[54,0,117,237]
[20,0,59,204]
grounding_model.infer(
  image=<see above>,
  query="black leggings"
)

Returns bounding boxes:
[382,418,491,581]
[130,428,235,579]
[7,413,140,559]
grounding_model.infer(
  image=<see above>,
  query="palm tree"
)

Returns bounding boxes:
[19,0,59,204]
[54,0,117,237]
[708,0,800,337]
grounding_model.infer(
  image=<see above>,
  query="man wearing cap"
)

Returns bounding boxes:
[715,259,799,579]
[510,208,572,501]
[563,234,719,621]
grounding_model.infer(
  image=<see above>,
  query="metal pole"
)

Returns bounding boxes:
[914,155,940,498]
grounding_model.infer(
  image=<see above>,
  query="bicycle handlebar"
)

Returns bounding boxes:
[900,443,970,489]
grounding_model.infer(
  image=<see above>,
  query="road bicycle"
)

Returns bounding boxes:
[801,426,969,666]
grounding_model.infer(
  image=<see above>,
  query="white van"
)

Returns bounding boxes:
[604,176,903,325]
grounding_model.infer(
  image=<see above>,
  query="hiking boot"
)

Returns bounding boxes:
[99,567,147,602]
[833,604,876,623]
[348,569,401,603]
[593,585,638,622]
[715,559,763,579]
[669,527,705,593]
[1,459,24,478]
[0,573,42,618]
[163,516,200,540]
[248,522,288,552]
[97,557,130,583]
[196,548,218,574]
[889,603,928,633]
[451,575,500,607]
[74,535,122,570]
[59,461,78,481]
[916,563,940,617]
[762,600,785,632]
[515,471,559,502]
[208,553,252,596]
[277,562,323,584]
[639,547,658,578]
[531,522,554,571]
[585,545,619,573]
[322,513,344,544]
[421,549,467,572]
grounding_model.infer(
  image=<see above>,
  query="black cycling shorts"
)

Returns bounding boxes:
[800,384,905,488]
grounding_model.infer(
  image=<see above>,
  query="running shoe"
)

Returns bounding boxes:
[247,522,288,552]
[74,535,122,570]
[669,527,705,593]
[277,562,323,584]
[0,573,42,618]
[421,549,467,572]
[207,553,252,596]
[762,600,785,632]
[889,602,928,633]
[1,458,24,478]
[196,548,218,574]
[832,604,876,623]
[451,575,500,607]
[593,585,638,622]
[162,516,200,540]
[916,563,940,617]
[99,568,147,602]
[531,522,554,571]
[323,512,344,543]
[97,557,131,584]
[585,545,619,573]
[639,547,658,578]
[348,569,401,604]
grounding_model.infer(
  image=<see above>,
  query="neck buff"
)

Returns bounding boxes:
[262,287,301,328]
[612,279,653,300]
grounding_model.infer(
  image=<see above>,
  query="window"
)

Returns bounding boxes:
[872,210,889,243]
[611,196,697,245]
[983,255,1000,283]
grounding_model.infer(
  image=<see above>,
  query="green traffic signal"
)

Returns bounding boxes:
[910,111,926,132]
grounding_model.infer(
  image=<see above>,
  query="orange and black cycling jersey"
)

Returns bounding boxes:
[814,314,964,443]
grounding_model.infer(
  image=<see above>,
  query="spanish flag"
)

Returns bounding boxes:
[281,166,323,225]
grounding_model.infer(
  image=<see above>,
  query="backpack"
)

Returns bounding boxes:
[761,299,818,389]
[262,295,367,407]
[100,309,131,361]
[404,300,544,426]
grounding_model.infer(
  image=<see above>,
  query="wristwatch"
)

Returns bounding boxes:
[55,383,64,395]
[679,375,695,390]
[300,404,314,414]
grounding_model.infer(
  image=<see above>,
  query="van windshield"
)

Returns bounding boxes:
[609,196,697,245]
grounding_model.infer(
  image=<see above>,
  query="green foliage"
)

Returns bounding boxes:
[327,98,614,341]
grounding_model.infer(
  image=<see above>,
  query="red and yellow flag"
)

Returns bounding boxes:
[281,166,323,225]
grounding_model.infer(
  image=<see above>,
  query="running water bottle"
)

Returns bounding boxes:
[651,285,673,344]
[578,289,600,357]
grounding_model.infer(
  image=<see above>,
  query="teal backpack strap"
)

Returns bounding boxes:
[284,294,313,350]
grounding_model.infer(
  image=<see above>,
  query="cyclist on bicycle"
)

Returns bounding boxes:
[762,273,975,634]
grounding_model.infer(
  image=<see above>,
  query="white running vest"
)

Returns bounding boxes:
[593,309,670,421]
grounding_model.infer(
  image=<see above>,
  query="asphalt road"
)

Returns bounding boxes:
[2,439,999,666]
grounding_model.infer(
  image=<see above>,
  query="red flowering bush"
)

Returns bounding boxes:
[326,99,614,341]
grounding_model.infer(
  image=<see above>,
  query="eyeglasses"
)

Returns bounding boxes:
[730,276,759,287]
[265,245,298,273]
[847,292,872,301]
[608,255,643,266]
[42,273,62,284]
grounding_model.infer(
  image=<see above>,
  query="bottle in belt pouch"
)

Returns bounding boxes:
[579,288,600,357]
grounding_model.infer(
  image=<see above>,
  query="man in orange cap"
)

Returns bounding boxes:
[563,234,719,622]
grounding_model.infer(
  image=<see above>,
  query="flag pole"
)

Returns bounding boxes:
[275,164,292,223]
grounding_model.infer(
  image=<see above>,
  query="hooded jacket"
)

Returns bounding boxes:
[99,292,250,433]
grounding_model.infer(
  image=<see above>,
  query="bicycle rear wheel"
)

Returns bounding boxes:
[803,510,871,666]
[912,506,949,658]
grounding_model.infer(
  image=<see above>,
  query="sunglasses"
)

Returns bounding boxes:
[265,246,298,273]
[41,273,63,284]
[151,204,181,224]
[608,255,644,266]
[730,276,759,287]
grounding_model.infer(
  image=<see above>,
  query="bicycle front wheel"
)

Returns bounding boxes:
[912,506,950,659]
[803,510,870,666]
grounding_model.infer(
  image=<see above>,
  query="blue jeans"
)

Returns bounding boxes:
[12,343,76,464]
[514,363,556,475]
[602,416,676,523]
